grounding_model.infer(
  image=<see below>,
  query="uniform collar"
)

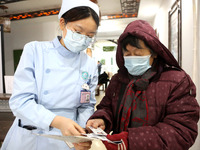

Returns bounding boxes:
[53,36,79,57]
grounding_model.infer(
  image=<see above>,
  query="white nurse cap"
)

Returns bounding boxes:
[58,0,99,19]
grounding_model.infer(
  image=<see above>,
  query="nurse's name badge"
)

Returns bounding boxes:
[82,71,89,80]
[80,90,91,104]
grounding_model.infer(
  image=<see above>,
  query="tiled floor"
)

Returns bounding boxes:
[94,90,105,110]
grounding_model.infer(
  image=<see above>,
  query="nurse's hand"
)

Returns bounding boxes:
[51,116,92,150]
[86,119,106,130]
[51,116,85,136]
[74,141,92,150]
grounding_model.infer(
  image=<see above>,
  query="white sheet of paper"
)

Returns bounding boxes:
[33,127,122,148]
[88,126,107,136]
[33,133,94,143]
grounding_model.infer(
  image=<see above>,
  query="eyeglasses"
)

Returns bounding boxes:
[70,30,95,42]
[70,30,95,45]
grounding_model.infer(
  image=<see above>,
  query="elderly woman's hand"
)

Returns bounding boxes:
[86,119,106,130]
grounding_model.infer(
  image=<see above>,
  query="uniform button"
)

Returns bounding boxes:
[43,91,49,95]
[38,130,44,134]
[46,69,51,73]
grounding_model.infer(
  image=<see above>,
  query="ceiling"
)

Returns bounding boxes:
[0,0,164,39]
[0,0,163,18]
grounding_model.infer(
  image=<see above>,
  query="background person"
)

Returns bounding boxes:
[97,60,102,75]
[98,71,109,89]
[1,0,100,150]
[87,20,199,150]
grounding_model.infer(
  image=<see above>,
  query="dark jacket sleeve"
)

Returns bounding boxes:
[88,75,118,133]
[128,73,200,150]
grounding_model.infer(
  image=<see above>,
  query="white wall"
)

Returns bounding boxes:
[181,0,194,77]
[197,0,200,108]
[4,15,60,75]
[153,0,195,77]
[153,0,200,149]
[190,0,200,149]
[153,0,175,49]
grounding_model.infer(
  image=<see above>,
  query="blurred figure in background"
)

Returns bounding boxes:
[97,60,102,75]
[98,71,109,89]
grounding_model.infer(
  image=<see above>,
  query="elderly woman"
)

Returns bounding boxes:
[87,20,199,150]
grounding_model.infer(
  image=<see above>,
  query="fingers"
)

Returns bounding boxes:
[74,141,92,150]
[77,141,92,146]
[69,123,86,136]
[63,121,85,136]
[74,123,86,134]
[69,127,82,136]
[86,120,93,127]
[86,120,98,128]
[86,119,105,129]
[99,124,106,130]
[92,121,101,128]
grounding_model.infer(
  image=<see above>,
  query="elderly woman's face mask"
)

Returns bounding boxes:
[123,40,156,76]
[124,55,151,76]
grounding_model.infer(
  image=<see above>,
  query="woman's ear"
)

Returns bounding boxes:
[59,18,66,31]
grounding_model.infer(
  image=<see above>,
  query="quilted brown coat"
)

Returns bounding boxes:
[89,20,200,150]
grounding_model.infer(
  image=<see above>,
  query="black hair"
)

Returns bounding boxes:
[61,6,100,27]
[122,35,141,50]
[121,35,156,55]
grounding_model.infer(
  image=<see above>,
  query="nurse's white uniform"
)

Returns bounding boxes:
[1,37,98,150]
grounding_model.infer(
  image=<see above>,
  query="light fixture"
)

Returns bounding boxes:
[4,8,60,20]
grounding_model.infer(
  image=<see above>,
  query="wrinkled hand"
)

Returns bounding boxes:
[86,119,106,130]
[103,132,128,150]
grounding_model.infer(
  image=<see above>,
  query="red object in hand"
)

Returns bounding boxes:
[103,131,128,150]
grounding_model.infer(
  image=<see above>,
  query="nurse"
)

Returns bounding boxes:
[1,0,100,150]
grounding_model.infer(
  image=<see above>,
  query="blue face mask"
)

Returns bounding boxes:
[63,29,92,53]
[124,55,151,76]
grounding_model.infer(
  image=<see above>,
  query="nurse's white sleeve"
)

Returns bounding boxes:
[77,68,98,128]
[9,42,56,131]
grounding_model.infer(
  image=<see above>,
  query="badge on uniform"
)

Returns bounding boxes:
[80,90,91,103]
[82,71,89,80]
[80,72,91,104]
